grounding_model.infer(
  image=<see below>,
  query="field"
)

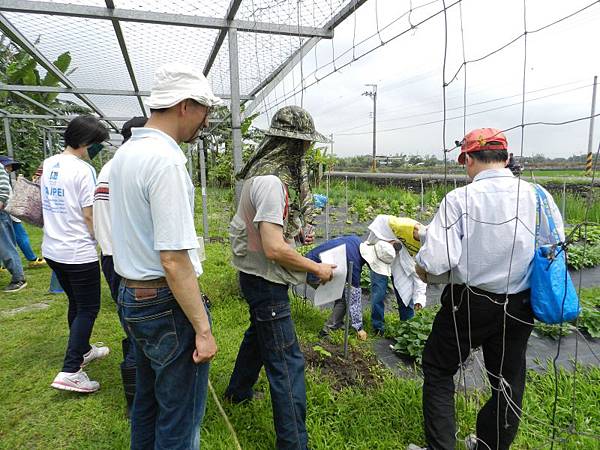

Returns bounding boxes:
[527,169,590,178]
[316,179,600,227]
[1,190,599,449]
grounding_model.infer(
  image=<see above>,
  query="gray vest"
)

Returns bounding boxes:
[229,177,305,286]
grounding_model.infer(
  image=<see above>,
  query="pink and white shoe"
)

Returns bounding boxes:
[81,343,110,367]
[51,370,100,393]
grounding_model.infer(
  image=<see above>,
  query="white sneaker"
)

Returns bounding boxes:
[407,445,428,450]
[51,370,100,393]
[81,343,110,367]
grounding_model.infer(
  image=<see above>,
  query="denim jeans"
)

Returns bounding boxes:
[49,270,64,293]
[12,220,37,261]
[101,254,135,368]
[225,272,308,450]
[370,270,414,332]
[0,210,25,282]
[119,283,211,450]
[46,259,100,373]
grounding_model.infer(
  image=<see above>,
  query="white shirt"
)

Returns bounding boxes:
[41,153,98,264]
[391,247,427,307]
[93,158,113,256]
[416,168,564,294]
[110,127,202,280]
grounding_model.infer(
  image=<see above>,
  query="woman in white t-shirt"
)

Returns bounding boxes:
[41,115,110,394]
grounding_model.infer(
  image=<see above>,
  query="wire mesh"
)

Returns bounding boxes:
[114,0,229,18]
[4,12,133,92]
[39,0,106,6]
[236,0,346,28]
[237,32,304,96]
[85,93,143,118]
[120,21,219,92]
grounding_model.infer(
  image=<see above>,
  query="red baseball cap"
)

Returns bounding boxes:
[458,128,508,164]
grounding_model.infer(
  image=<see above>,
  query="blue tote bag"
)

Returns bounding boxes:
[530,185,580,324]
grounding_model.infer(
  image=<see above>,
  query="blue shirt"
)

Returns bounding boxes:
[306,235,365,287]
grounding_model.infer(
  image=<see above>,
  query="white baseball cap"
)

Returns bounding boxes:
[359,240,396,277]
[145,63,223,110]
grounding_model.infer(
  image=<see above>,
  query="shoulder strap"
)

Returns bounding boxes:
[533,184,561,246]
[282,182,289,221]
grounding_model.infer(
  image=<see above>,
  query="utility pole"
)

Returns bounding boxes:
[330,133,334,160]
[586,75,597,176]
[362,84,377,172]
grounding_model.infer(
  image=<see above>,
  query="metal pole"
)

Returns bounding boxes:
[186,143,193,179]
[228,27,243,203]
[325,171,330,240]
[3,118,13,158]
[42,128,47,159]
[48,131,54,155]
[586,75,597,176]
[318,162,323,187]
[199,140,209,241]
[371,86,377,172]
[3,118,15,183]
[562,180,567,222]
[343,260,354,359]
[330,133,334,160]
[345,175,348,212]
[420,175,424,220]
[362,84,377,172]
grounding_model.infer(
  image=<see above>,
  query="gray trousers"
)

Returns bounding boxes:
[322,298,346,334]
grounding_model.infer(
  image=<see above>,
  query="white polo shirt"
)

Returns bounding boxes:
[416,168,564,294]
[110,127,202,280]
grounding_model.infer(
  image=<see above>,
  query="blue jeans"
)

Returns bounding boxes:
[119,283,210,450]
[46,259,100,373]
[49,270,64,293]
[0,210,25,282]
[225,272,308,450]
[12,221,37,261]
[101,255,135,368]
[370,271,414,332]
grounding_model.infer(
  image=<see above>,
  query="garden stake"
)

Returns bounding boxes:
[420,176,424,221]
[562,180,567,223]
[345,175,348,213]
[208,380,242,450]
[343,260,353,359]
[326,172,330,240]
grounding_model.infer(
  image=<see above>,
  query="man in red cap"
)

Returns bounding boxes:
[409,128,564,450]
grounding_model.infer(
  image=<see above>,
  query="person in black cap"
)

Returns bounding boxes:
[0,155,46,268]
[93,116,147,416]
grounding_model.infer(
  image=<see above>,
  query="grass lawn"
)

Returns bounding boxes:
[1,225,599,449]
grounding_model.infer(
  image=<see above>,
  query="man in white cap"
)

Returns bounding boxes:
[110,63,219,449]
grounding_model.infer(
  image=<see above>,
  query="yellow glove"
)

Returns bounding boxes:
[388,216,422,256]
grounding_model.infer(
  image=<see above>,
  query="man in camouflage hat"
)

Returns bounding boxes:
[237,105,328,241]
[225,106,334,449]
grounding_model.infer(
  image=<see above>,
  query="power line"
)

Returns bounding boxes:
[337,84,595,136]
[334,81,592,134]
[260,0,598,117]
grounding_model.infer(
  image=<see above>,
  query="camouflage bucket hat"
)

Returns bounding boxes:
[262,106,329,143]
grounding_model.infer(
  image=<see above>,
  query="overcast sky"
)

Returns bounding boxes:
[252,0,600,160]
